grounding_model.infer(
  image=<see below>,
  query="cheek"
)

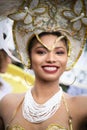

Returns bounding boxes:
[31,57,40,68]
[31,55,45,70]
[63,57,68,65]
[60,56,68,69]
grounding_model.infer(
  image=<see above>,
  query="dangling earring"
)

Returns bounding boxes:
[24,69,34,89]
[60,69,77,86]
[24,58,34,87]
[65,40,72,71]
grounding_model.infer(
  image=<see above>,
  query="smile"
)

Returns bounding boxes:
[42,66,58,73]
[43,67,57,71]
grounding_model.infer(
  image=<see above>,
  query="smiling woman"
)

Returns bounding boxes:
[0,0,87,130]
[0,30,87,130]
[27,31,68,81]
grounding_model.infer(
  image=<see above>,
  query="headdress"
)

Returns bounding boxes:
[0,0,23,19]
[0,17,21,62]
[3,0,87,69]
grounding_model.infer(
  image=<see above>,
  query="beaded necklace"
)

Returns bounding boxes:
[22,87,63,123]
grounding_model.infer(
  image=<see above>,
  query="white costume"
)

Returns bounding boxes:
[0,17,20,99]
[0,77,12,99]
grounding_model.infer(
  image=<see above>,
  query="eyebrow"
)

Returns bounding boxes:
[35,45,66,51]
[35,45,47,50]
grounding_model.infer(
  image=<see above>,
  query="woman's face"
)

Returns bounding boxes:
[30,34,68,81]
[0,50,11,73]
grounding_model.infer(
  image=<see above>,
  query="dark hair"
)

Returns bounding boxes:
[27,31,69,57]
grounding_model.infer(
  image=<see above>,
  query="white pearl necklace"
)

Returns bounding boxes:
[22,87,63,123]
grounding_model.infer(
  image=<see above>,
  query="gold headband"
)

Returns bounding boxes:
[36,34,65,51]
[36,34,71,57]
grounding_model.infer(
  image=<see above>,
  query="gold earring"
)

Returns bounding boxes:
[60,70,77,86]
[24,68,34,89]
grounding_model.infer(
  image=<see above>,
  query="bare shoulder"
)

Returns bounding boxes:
[65,93,87,103]
[68,94,87,116]
[0,93,25,116]
[71,95,87,104]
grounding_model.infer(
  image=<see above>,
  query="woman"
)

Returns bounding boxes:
[0,31,87,130]
[0,0,87,130]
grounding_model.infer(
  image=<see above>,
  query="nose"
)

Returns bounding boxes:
[46,52,56,63]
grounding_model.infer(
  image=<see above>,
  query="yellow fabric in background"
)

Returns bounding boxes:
[0,64,34,93]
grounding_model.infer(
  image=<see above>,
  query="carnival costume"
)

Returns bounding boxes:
[0,0,87,130]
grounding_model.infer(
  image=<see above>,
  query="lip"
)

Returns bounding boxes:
[42,65,59,74]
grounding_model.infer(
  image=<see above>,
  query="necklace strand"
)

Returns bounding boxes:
[22,87,63,123]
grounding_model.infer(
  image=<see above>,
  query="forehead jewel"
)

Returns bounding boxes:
[35,34,65,51]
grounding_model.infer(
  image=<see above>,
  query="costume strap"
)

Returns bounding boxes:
[62,94,73,130]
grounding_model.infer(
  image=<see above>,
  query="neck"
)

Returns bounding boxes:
[23,83,63,123]
[31,79,60,104]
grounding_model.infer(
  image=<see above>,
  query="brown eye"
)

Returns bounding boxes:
[56,51,65,55]
[36,50,46,55]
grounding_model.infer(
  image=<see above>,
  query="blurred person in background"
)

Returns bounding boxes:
[0,17,20,99]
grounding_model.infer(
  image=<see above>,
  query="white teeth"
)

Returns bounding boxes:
[43,67,57,71]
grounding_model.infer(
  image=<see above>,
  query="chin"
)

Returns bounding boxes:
[42,76,59,82]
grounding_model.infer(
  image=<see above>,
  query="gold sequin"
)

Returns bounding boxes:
[46,124,68,130]
[6,125,25,130]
